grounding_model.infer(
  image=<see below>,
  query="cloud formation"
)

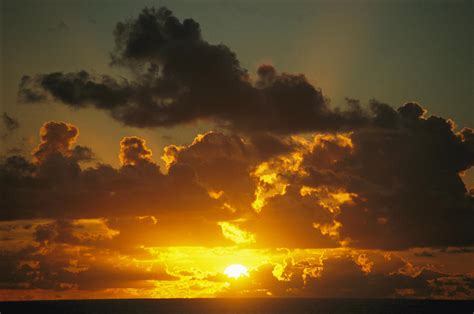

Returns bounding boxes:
[2,4,473,300]
[217,251,473,299]
[0,121,219,222]
[1,105,473,250]
[119,136,154,166]
[19,7,373,133]
[33,121,79,162]
[2,112,20,133]
[247,103,474,249]
[0,242,177,291]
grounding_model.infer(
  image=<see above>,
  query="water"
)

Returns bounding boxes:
[1,298,472,314]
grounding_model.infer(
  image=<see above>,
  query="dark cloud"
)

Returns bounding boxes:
[0,155,36,179]
[3,4,473,300]
[243,185,339,248]
[0,244,176,291]
[414,251,436,258]
[104,216,230,248]
[1,112,20,141]
[334,106,474,249]
[0,154,216,221]
[5,5,474,252]
[32,121,79,163]
[34,220,82,245]
[2,112,20,133]
[161,131,340,248]
[19,71,133,109]
[19,7,374,134]
[299,257,434,298]
[219,254,474,299]
[119,136,153,166]
[23,122,94,182]
[439,247,474,254]
[228,102,473,249]
[0,121,222,222]
[2,106,472,250]
[294,104,474,249]
[163,131,260,213]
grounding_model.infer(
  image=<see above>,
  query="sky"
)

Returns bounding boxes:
[0,0,473,300]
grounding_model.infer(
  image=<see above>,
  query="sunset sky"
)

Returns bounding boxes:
[0,0,473,300]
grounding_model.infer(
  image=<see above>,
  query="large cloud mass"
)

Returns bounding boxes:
[1,110,472,250]
[19,7,374,133]
[2,5,473,300]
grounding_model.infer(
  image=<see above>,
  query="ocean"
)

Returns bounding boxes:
[1,298,472,314]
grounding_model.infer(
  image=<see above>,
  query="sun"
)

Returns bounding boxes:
[224,264,249,279]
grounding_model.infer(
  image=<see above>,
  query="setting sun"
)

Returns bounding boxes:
[224,264,249,279]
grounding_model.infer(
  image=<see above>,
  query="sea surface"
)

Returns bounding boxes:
[1,298,472,314]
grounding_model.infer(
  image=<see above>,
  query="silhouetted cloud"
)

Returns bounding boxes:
[33,121,79,163]
[1,113,20,142]
[1,105,473,250]
[119,136,153,166]
[334,104,474,249]
[0,243,177,291]
[219,253,473,298]
[0,121,222,223]
[226,103,472,249]
[415,251,436,258]
[3,4,474,300]
[2,113,20,133]
[19,7,373,134]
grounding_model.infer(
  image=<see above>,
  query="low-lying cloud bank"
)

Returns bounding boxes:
[1,108,473,250]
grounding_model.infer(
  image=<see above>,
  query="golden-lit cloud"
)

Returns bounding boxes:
[218,222,256,245]
[0,1,474,300]
[1,5,473,299]
[300,186,356,213]
[32,121,79,163]
[250,140,308,212]
[119,136,153,166]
